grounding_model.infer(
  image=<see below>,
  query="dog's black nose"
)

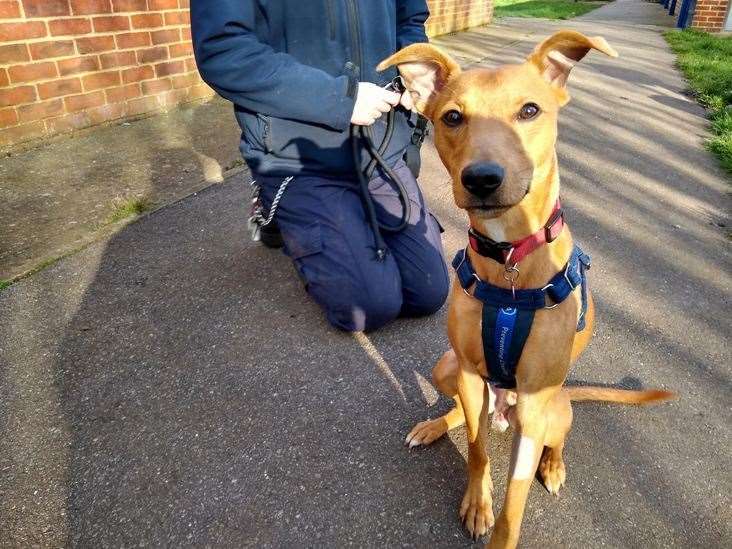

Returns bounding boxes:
[461,162,505,198]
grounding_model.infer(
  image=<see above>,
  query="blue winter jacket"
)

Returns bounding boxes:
[191,0,429,176]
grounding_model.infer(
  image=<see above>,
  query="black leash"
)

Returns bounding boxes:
[350,77,412,261]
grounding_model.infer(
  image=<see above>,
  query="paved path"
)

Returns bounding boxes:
[1,1,730,547]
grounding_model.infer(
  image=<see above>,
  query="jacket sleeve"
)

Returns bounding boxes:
[190,0,356,131]
[396,0,430,49]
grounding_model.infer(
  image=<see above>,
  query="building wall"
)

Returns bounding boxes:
[0,0,210,149]
[691,0,730,32]
[426,0,493,37]
[0,0,493,150]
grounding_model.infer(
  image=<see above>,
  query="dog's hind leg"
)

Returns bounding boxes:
[538,390,573,495]
[405,349,466,447]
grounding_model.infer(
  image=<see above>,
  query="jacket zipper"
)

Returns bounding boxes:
[260,114,272,153]
[344,0,362,78]
[326,0,336,41]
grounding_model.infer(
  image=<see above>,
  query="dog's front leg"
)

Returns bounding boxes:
[456,363,493,538]
[488,387,559,549]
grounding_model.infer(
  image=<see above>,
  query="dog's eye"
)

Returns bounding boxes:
[518,103,540,120]
[441,109,463,127]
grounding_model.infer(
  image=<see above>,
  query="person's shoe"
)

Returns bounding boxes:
[259,221,284,249]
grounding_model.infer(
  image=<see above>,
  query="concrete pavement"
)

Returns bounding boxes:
[1,1,730,547]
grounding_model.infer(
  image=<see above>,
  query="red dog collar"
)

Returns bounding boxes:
[468,200,564,265]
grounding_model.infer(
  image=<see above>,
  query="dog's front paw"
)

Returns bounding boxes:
[405,418,447,448]
[459,477,494,539]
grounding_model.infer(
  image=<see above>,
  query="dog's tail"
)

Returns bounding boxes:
[564,386,675,405]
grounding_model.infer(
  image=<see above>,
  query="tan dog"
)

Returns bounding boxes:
[378,31,673,548]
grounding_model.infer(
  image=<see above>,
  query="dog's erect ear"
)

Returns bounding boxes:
[527,30,617,91]
[377,43,460,119]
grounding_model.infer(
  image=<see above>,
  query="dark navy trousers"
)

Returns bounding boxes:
[256,163,449,332]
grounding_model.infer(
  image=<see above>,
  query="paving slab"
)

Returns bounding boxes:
[1,1,730,547]
[0,98,241,280]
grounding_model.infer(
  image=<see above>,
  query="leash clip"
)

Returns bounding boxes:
[503,263,520,300]
[384,75,406,94]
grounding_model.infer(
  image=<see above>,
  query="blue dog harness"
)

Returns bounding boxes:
[452,245,591,389]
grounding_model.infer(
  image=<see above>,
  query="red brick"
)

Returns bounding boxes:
[126,94,159,116]
[178,0,189,8]
[0,107,18,128]
[0,43,29,64]
[76,35,115,54]
[0,68,7,86]
[181,26,191,40]
[184,56,196,72]
[37,77,81,99]
[164,10,189,25]
[130,13,163,28]
[104,82,138,102]
[58,55,99,75]
[44,111,90,133]
[160,87,187,107]
[22,0,70,17]
[8,62,57,84]
[82,70,119,90]
[64,90,105,112]
[0,85,36,107]
[114,30,149,48]
[141,77,170,95]
[112,0,145,11]
[121,64,153,83]
[171,71,197,89]
[154,59,183,77]
[149,0,177,8]
[92,15,129,32]
[0,121,46,147]
[136,45,166,63]
[0,1,21,18]
[29,40,75,60]
[99,50,135,68]
[49,17,92,36]
[17,98,64,122]
[70,0,110,15]
[151,28,179,44]
[0,21,46,42]
[188,82,213,101]
[168,41,192,58]
[87,101,125,124]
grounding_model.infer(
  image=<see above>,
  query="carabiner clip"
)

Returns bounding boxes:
[384,76,406,94]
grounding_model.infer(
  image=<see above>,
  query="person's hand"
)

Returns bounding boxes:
[350,82,400,126]
[399,90,415,111]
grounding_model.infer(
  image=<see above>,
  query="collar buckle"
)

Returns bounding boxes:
[544,207,564,243]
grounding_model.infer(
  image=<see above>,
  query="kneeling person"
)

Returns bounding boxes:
[191,0,449,331]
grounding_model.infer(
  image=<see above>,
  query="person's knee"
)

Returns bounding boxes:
[325,291,403,332]
[402,272,450,317]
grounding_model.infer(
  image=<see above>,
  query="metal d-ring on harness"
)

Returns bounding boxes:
[350,76,412,261]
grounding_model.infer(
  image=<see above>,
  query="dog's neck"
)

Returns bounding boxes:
[467,157,575,289]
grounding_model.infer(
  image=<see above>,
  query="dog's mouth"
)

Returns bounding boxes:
[463,203,513,217]
[467,204,510,212]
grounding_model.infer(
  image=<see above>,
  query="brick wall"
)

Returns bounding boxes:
[0,0,493,150]
[426,0,493,37]
[691,0,730,32]
[0,0,211,149]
